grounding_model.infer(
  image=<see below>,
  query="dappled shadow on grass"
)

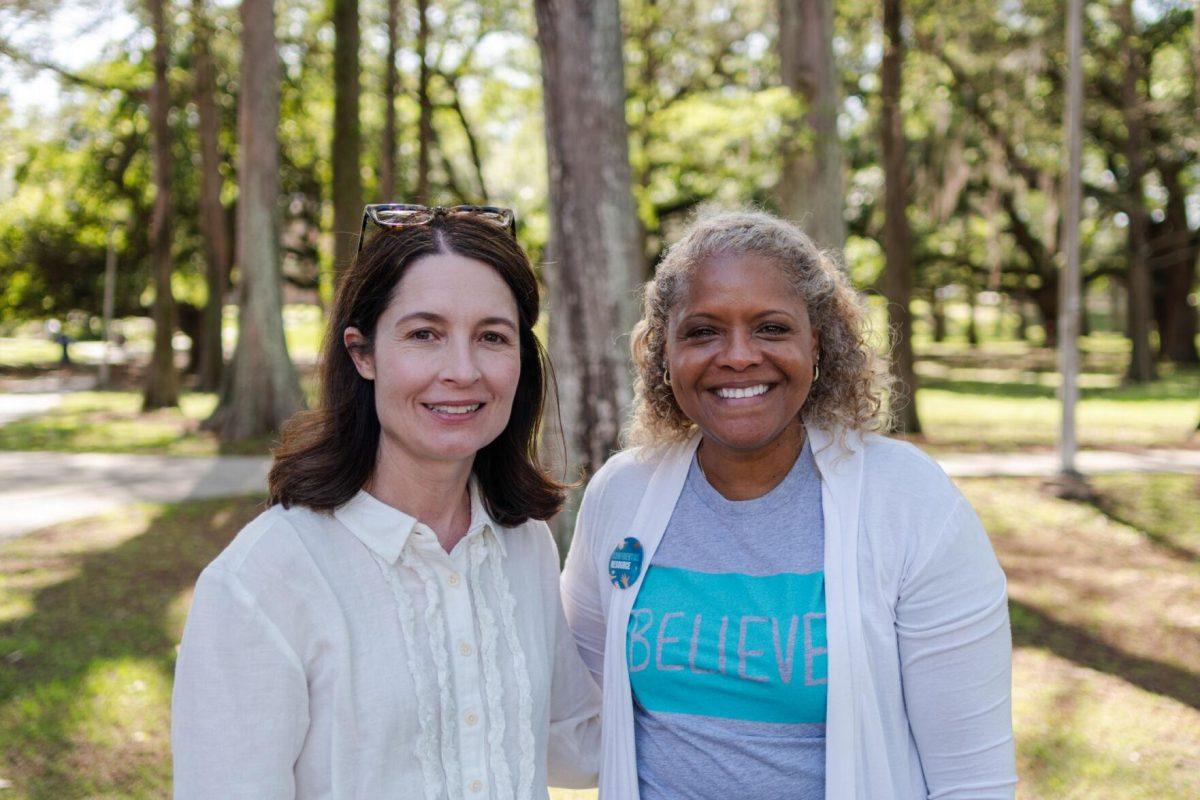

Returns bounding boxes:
[0,497,263,798]
[215,433,278,458]
[1010,600,1200,712]
[920,369,1200,403]
[1087,475,1200,564]
[1089,499,1200,564]
[921,376,1057,399]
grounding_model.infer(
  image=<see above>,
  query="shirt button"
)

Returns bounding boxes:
[448,573,461,587]
[459,641,473,657]
[469,780,484,793]
[465,711,479,726]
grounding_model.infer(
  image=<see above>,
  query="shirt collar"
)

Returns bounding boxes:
[333,478,505,564]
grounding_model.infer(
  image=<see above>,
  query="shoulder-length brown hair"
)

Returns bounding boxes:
[269,214,565,526]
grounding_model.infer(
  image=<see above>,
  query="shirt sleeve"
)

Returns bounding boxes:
[895,497,1017,800]
[546,535,603,788]
[172,566,309,800]
[560,479,608,685]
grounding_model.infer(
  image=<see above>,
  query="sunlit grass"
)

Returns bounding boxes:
[961,474,1200,799]
[0,338,61,367]
[0,390,276,456]
[1012,649,1200,800]
[0,498,265,799]
[916,387,1198,450]
[908,346,1200,450]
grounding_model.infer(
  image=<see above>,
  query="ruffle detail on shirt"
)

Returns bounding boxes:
[469,535,515,800]
[369,551,443,800]
[407,553,466,800]
[486,530,536,800]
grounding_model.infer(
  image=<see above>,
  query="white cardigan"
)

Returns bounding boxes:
[561,425,1016,800]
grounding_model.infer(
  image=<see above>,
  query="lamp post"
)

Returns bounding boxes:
[1055,0,1089,498]
[100,221,118,388]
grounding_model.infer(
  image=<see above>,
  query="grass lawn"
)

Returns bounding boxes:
[0,391,277,457]
[910,339,1200,451]
[1,475,1198,798]
[0,339,61,367]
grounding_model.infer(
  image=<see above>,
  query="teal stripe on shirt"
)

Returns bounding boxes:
[628,565,827,724]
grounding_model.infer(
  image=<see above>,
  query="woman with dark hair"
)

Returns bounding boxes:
[173,206,600,799]
[562,209,1015,799]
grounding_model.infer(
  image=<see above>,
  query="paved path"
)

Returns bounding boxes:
[0,374,97,426]
[0,393,63,426]
[0,447,1197,541]
[0,452,270,541]
[0,374,99,424]
[933,448,1200,477]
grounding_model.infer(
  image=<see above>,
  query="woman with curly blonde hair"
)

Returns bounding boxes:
[561,209,1016,799]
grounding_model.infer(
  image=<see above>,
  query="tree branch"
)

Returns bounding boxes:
[0,39,145,96]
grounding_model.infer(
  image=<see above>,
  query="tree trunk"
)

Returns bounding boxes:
[1015,297,1029,341]
[178,302,203,373]
[931,291,946,342]
[534,0,642,546]
[415,0,432,204]
[965,289,979,346]
[1108,279,1122,334]
[1153,164,1199,363]
[1120,0,1156,383]
[379,0,400,201]
[205,0,304,441]
[142,0,180,410]
[881,0,920,434]
[1031,281,1059,347]
[448,77,489,203]
[777,0,846,251]
[192,0,230,391]
[332,0,362,271]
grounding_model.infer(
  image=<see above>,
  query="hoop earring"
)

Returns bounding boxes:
[812,361,820,384]
[663,367,672,388]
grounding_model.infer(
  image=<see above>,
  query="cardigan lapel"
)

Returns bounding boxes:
[599,433,700,800]
[810,425,895,799]
[809,424,863,799]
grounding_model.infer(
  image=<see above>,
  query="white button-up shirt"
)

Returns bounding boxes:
[172,485,601,799]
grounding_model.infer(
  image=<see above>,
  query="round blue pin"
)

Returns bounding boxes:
[608,537,644,589]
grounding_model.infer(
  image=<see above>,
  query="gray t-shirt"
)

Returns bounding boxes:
[628,439,826,799]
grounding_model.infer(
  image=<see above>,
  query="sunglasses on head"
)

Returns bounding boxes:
[356,203,517,256]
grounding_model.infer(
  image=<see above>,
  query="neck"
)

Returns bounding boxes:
[367,439,474,553]
[698,421,806,501]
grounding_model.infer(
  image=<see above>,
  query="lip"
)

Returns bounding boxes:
[422,401,487,422]
[707,381,776,398]
[708,380,776,391]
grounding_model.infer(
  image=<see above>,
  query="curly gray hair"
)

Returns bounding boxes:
[628,208,891,446]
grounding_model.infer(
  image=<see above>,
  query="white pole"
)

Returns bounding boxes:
[101,222,118,388]
[1059,0,1083,478]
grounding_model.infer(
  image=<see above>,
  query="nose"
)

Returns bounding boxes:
[440,336,482,385]
[715,328,762,371]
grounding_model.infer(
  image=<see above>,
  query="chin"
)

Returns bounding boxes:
[703,418,799,454]
[705,428,776,453]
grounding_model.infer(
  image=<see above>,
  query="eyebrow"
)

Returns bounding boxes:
[679,309,798,322]
[395,311,518,330]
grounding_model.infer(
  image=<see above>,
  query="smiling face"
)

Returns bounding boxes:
[344,252,521,476]
[665,251,819,458]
